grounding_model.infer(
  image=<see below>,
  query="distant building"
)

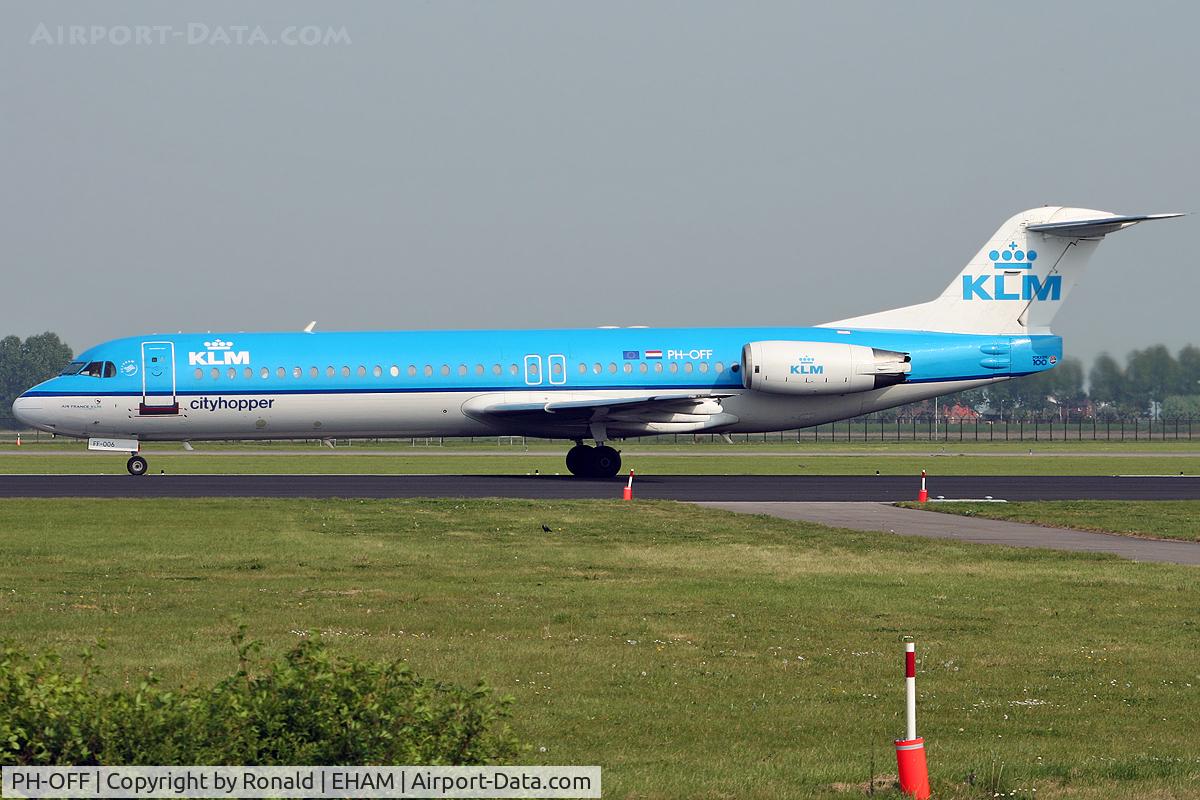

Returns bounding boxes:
[945,403,980,422]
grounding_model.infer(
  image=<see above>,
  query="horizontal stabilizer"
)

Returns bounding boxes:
[1026,213,1183,238]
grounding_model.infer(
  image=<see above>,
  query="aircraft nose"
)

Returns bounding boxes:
[12,394,48,431]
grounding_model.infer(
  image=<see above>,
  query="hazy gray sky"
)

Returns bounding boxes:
[3,1,1196,367]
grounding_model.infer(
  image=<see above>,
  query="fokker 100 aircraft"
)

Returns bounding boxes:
[12,207,1180,477]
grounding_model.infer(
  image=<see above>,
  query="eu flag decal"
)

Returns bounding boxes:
[622,350,640,360]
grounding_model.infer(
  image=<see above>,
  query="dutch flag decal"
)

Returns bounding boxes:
[645,350,662,359]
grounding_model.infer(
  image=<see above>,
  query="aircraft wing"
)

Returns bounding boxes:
[462,392,740,436]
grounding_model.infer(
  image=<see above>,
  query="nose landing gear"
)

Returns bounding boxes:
[565,442,622,478]
[126,455,148,476]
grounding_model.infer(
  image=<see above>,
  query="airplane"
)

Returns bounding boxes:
[12,207,1181,478]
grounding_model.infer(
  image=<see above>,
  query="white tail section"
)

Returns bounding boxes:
[824,207,1182,335]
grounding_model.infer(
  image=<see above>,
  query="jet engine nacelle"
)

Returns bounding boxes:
[741,341,910,395]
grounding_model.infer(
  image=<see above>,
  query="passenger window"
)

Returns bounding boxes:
[622,363,632,374]
[552,361,564,376]
[593,363,602,374]
[684,362,693,374]
[699,362,709,373]
[327,366,335,377]
[390,365,400,377]
[228,367,237,379]
[639,363,648,374]
[509,364,519,376]
[669,363,679,374]
[475,364,485,376]
[654,362,663,374]
[714,362,724,374]
[424,365,433,377]
[357,366,367,377]
[310,367,319,378]
[578,363,587,374]
[342,366,351,377]
[277,367,286,378]
[408,365,418,377]
[373,365,382,377]
[261,367,270,379]
[608,362,617,374]
[458,364,468,376]
[440,364,451,376]
[211,367,220,380]
[492,364,502,375]
[194,368,204,380]
[293,367,302,378]
[244,367,253,379]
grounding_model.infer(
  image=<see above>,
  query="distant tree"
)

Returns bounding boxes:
[1162,395,1200,421]
[1175,345,1200,396]
[1042,357,1086,413]
[977,358,1083,420]
[1088,352,1125,408]
[1124,345,1178,412]
[0,332,74,428]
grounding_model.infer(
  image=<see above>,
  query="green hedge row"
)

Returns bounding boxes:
[0,631,518,765]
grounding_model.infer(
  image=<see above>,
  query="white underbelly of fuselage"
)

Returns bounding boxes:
[46,378,1002,441]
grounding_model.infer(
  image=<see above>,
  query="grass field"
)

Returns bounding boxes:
[1,498,1197,798]
[6,436,1200,453]
[900,501,1200,543]
[4,437,1199,477]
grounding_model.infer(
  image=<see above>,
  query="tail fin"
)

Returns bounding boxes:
[824,207,1182,335]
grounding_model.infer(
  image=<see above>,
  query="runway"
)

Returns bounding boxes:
[4,474,1200,500]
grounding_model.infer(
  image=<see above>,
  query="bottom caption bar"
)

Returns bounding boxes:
[2,766,602,799]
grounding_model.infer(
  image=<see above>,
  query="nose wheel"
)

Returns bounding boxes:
[127,455,148,476]
[565,444,621,479]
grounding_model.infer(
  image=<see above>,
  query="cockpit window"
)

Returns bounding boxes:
[60,361,87,376]
[79,361,117,378]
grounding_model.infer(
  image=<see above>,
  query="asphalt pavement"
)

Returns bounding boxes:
[699,501,1200,566]
[3,474,1200,500]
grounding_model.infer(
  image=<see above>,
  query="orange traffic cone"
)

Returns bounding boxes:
[622,469,634,501]
[917,469,928,503]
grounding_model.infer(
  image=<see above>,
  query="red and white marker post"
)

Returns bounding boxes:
[15,433,21,447]
[622,469,634,501]
[917,469,928,503]
[894,639,931,799]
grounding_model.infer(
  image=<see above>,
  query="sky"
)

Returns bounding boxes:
[2,1,1197,368]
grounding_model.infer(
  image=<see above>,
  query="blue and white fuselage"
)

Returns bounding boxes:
[11,207,1180,476]
[14,326,1060,440]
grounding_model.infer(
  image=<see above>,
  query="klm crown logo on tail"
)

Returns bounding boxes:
[962,242,1061,302]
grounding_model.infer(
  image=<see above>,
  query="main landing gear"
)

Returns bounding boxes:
[127,455,148,476]
[565,442,622,479]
